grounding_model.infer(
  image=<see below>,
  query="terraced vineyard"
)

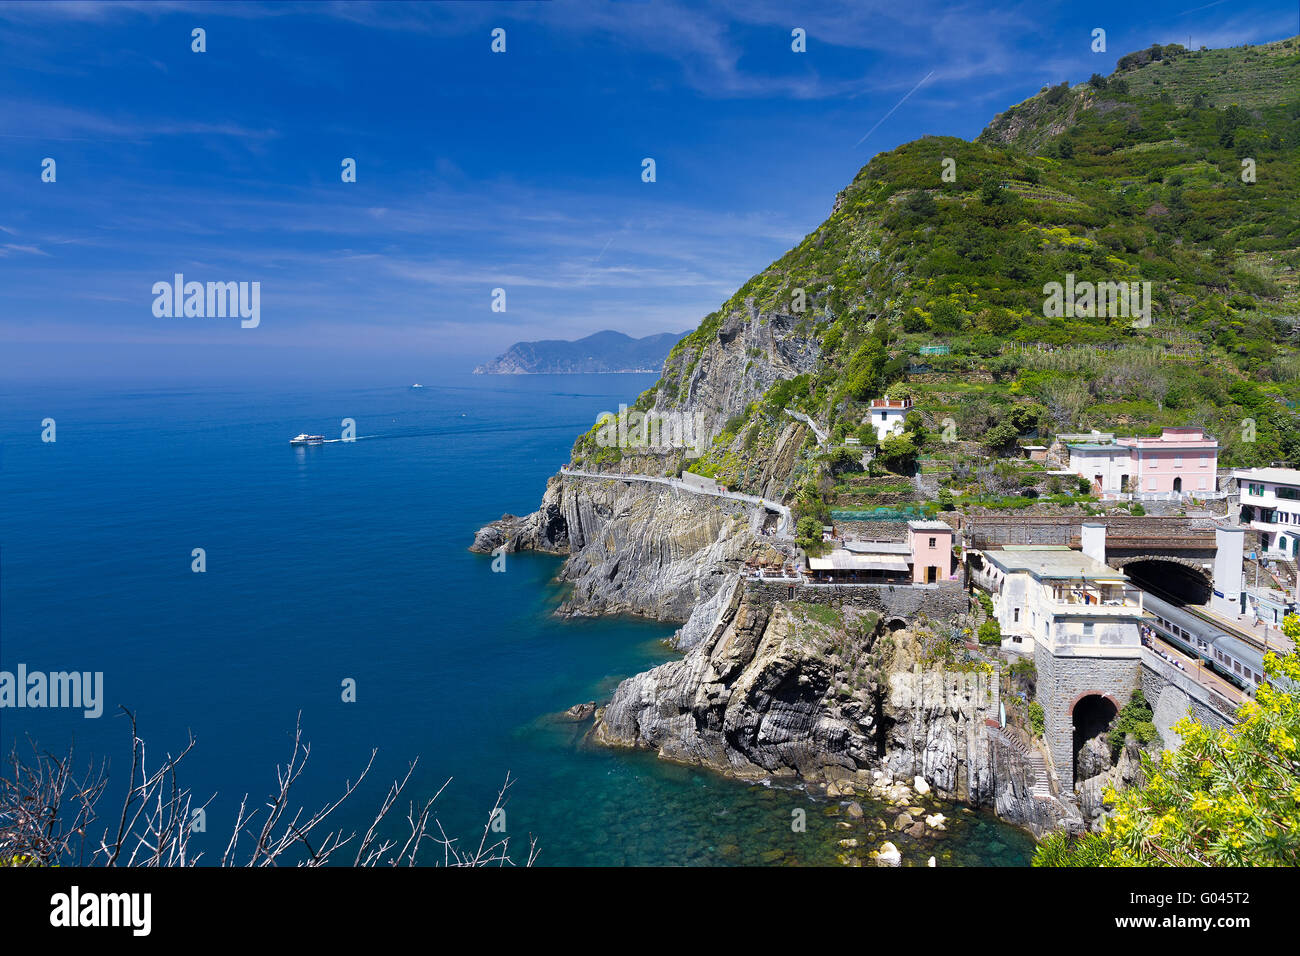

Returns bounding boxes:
[1120,39,1300,107]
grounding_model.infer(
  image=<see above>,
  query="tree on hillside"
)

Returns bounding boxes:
[1035,614,1300,866]
[978,173,1008,205]
[875,434,919,474]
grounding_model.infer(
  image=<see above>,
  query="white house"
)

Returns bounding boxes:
[1063,439,1130,495]
[1234,467,1300,557]
[977,540,1144,656]
[866,398,911,441]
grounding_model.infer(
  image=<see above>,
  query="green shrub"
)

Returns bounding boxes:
[1010,656,1037,681]
[1108,688,1161,757]
[978,619,1002,645]
[1032,830,1110,866]
[1028,701,1045,737]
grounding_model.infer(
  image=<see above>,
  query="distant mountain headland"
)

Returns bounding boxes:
[473,330,690,374]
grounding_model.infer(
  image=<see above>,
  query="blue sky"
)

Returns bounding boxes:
[1,0,1296,383]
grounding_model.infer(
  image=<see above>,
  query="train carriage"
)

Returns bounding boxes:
[1141,591,1272,692]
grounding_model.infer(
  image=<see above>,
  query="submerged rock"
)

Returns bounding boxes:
[562,701,597,721]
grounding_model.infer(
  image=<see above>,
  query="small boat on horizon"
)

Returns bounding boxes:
[290,433,326,445]
[410,383,424,388]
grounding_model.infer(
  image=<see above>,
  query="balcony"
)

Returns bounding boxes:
[1241,489,1300,509]
[1046,584,1143,615]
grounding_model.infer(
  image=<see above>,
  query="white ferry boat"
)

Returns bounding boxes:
[289,433,326,445]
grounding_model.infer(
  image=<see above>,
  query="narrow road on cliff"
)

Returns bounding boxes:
[559,466,793,536]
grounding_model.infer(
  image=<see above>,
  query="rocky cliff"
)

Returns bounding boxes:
[590,585,1066,832]
[471,473,773,626]
[567,300,825,498]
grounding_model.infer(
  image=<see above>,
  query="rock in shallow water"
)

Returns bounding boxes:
[876,842,902,867]
[562,701,596,721]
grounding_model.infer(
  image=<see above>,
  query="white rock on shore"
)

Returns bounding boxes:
[876,841,902,867]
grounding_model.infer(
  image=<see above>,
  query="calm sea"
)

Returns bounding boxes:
[0,373,1033,866]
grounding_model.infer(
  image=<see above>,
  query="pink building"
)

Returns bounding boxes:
[1067,427,1218,497]
[908,520,954,584]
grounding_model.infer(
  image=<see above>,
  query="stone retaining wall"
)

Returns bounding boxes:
[743,579,968,622]
[1140,652,1236,750]
[964,514,1218,549]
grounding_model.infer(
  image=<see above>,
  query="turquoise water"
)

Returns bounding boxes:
[0,374,1034,866]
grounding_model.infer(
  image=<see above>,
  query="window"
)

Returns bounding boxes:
[1013,608,1020,623]
[1148,477,1157,491]
[1174,456,1182,468]
[929,537,936,547]
[1083,622,1095,638]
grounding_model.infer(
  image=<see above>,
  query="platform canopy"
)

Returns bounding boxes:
[809,553,910,572]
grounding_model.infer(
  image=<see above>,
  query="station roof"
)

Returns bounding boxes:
[984,545,1128,582]
[843,540,911,554]
[809,551,910,572]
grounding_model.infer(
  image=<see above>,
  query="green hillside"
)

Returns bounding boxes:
[572,37,1300,530]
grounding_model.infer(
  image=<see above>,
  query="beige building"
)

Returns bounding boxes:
[977,545,1144,656]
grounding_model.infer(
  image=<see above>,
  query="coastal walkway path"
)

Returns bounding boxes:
[559,466,793,536]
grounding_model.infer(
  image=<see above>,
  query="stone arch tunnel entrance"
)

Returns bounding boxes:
[1072,694,1119,783]
[1119,559,1212,604]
